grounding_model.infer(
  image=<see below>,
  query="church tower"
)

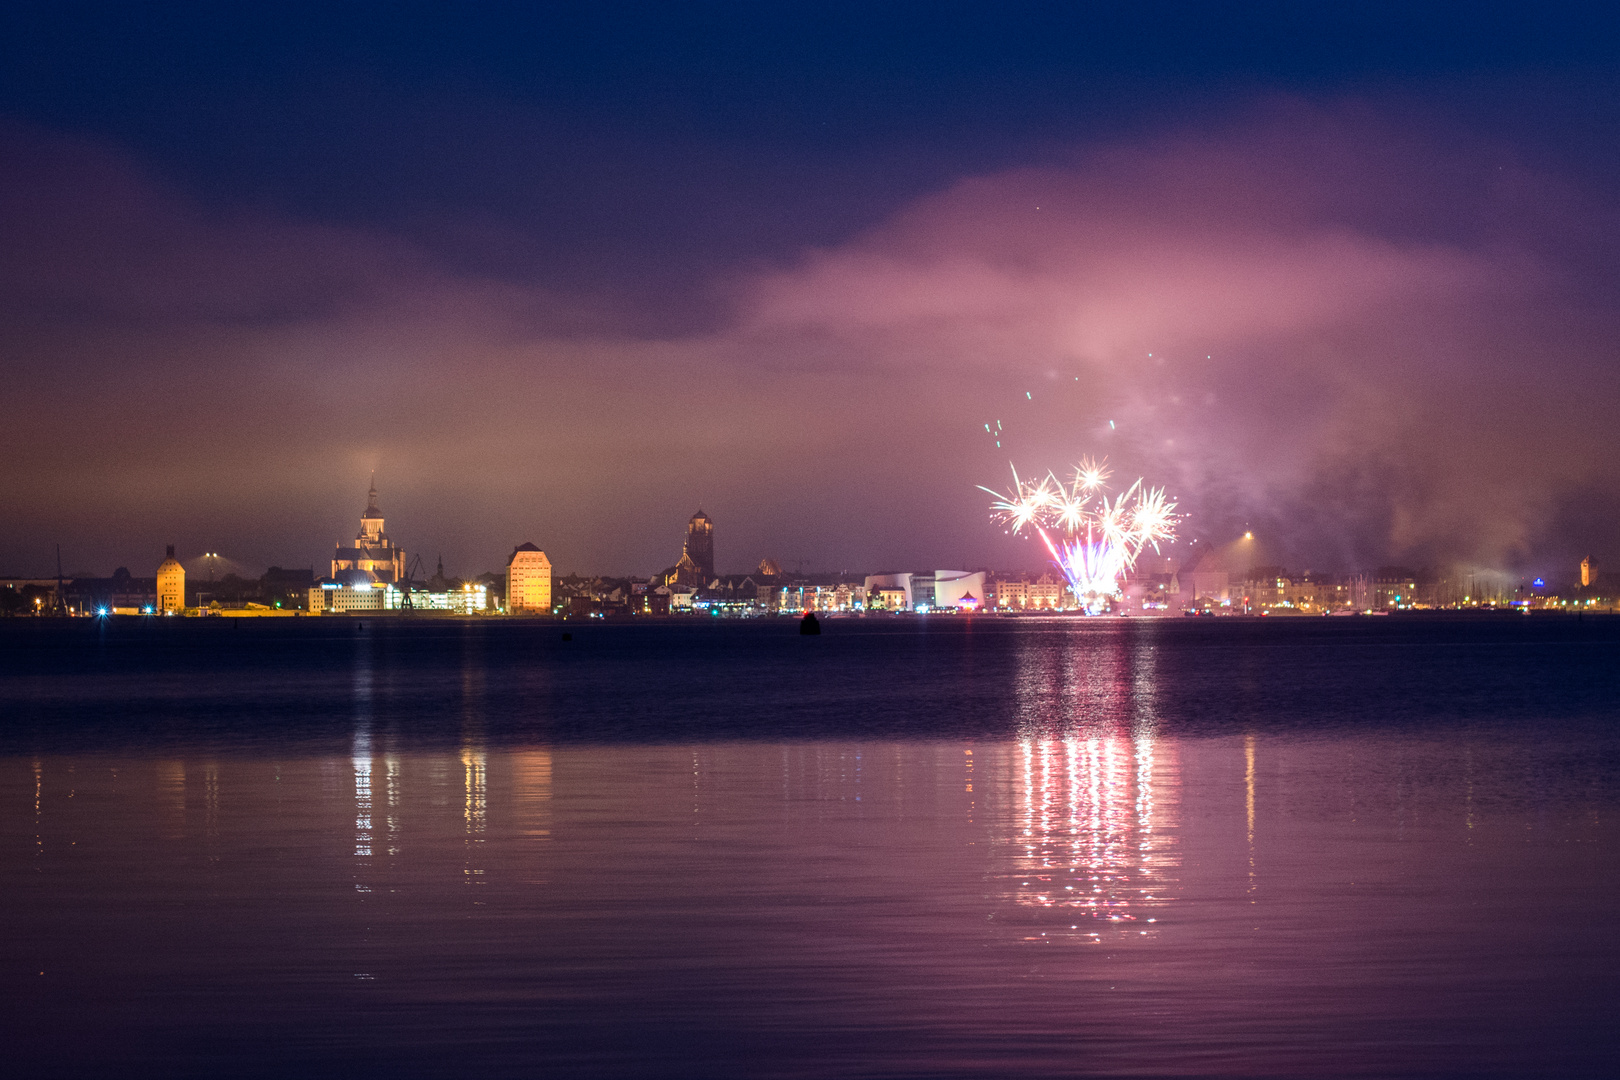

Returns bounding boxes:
[685,510,714,581]
[331,477,407,584]
[360,475,384,541]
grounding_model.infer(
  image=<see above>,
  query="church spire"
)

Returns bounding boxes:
[362,475,383,521]
[358,475,385,544]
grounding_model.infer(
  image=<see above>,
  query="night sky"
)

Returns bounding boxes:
[4,2,1619,579]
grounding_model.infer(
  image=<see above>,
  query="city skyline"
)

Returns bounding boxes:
[3,6,1618,580]
[5,472,1609,587]
[11,472,1601,619]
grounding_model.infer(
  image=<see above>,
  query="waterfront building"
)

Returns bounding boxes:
[1127,572,1180,612]
[665,510,716,589]
[1314,577,1352,610]
[310,578,384,613]
[934,570,987,610]
[507,543,553,613]
[1239,570,1349,614]
[909,572,937,610]
[309,578,489,614]
[0,579,57,615]
[261,567,314,609]
[703,574,768,609]
[385,582,488,613]
[768,580,868,613]
[331,479,407,584]
[1243,567,1291,610]
[1372,567,1419,609]
[685,510,714,581]
[1181,549,1231,607]
[867,586,908,611]
[156,546,185,613]
[863,572,914,609]
[670,550,706,589]
[65,568,156,614]
[991,576,1029,609]
[1027,572,1068,609]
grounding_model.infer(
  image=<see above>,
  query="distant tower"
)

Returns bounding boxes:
[684,510,715,581]
[360,475,384,542]
[507,543,553,614]
[1582,556,1598,587]
[331,476,407,583]
[157,546,185,613]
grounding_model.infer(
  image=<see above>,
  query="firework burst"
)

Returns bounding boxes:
[981,458,1178,612]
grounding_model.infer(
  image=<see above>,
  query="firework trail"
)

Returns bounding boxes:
[981,457,1178,611]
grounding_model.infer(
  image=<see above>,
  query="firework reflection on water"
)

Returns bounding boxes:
[1002,735,1179,941]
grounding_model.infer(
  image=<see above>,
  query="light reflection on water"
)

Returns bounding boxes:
[4,619,1620,1077]
[8,732,1618,1077]
[1003,628,1177,938]
[1007,735,1176,937]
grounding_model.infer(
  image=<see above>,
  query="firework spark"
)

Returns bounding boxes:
[981,458,1178,611]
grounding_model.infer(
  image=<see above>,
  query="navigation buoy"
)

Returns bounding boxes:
[800,612,821,636]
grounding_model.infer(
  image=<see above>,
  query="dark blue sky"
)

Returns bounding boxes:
[9,3,1619,296]
[2,3,1618,578]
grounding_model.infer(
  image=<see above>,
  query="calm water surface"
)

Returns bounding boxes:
[3,616,1618,1077]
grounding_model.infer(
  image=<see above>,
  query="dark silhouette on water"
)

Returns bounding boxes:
[800,612,821,636]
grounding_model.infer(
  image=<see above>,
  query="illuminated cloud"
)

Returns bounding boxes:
[1,105,1615,576]
[729,104,1618,570]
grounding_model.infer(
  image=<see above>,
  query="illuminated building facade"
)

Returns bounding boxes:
[989,577,1028,609]
[1372,567,1419,609]
[331,479,407,584]
[670,550,705,588]
[310,579,383,612]
[309,579,488,614]
[506,543,553,613]
[934,570,987,610]
[664,511,715,589]
[863,572,914,609]
[1180,548,1231,607]
[768,580,868,613]
[909,572,936,610]
[1583,556,1598,587]
[156,546,185,612]
[1125,572,1180,612]
[685,510,714,580]
[382,583,489,612]
[1026,572,1068,609]
[868,586,908,611]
